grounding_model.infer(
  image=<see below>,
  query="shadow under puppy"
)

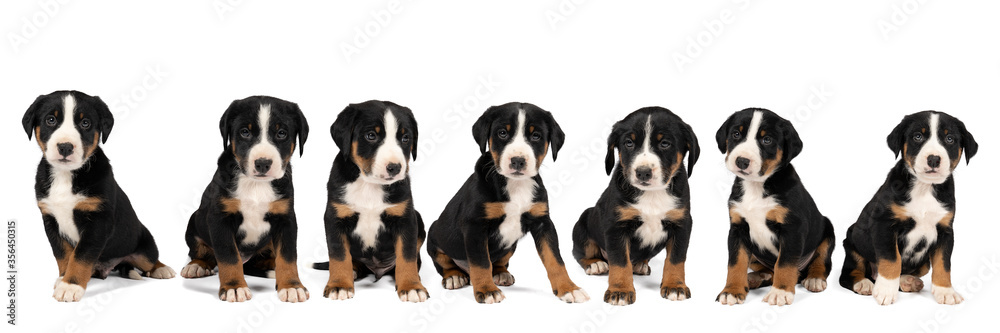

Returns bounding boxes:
[181,96,310,303]
[715,108,835,306]
[23,90,175,302]
[313,100,428,303]
[840,111,977,306]
[572,107,700,306]
[426,102,589,304]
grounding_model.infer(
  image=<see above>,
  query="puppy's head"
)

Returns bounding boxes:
[887,111,977,184]
[605,107,700,190]
[331,101,418,185]
[716,108,802,182]
[22,91,113,171]
[473,102,564,180]
[219,96,309,181]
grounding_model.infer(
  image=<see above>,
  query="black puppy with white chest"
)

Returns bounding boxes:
[840,111,977,306]
[426,102,589,304]
[572,107,700,306]
[313,100,428,303]
[715,108,835,306]
[182,96,310,303]
[23,90,175,302]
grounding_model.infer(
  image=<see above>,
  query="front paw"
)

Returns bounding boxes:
[493,272,515,287]
[53,281,85,302]
[324,285,354,301]
[277,287,309,303]
[872,277,899,306]
[180,263,214,278]
[661,284,691,301]
[219,287,253,303]
[932,286,964,305]
[147,265,176,279]
[474,286,505,304]
[762,288,795,306]
[853,279,874,295]
[398,286,430,303]
[584,261,609,275]
[604,287,636,306]
[558,287,590,303]
[716,288,747,306]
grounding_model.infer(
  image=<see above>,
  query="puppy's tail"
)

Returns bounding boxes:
[312,262,330,270]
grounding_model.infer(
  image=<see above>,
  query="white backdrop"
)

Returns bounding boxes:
[3,1,998,332]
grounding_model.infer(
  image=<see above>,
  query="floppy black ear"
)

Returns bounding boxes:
[780,119,803,163]
[331,104,359,154]
[401,107,419,161]
[544,111,565,161]
[472,106,500,154]
[91,96,114,144]
[681,122,701,177]
[22,95,46,140]
[291,103,309,157]
[604,124,621,176]
[956,118,978,164]
[886,116,909,159]
[219,99,241,149]
[715,114,735,154]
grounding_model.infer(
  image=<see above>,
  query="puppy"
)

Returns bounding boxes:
[312,100,428,303]
[840,111,977,305]
[572,107,700,306]
[22,90,175,302]
[715,108,835,306]
[181,96,310,303]
[426,102,589,304]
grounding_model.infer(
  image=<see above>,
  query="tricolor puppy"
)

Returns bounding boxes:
[715,108,835,306]
[840,111,977,306]
[312,100,428,303]
[426,102,589,304]
[181,96,310,303]
[22,90,175,302]
[572,107,700,306]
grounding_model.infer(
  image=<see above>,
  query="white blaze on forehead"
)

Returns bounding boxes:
[247,104,284,179]
[46,94,84,169]
[371,109,407,180]
[913,113,952,183]
[727,111,764,178]
[498,110,538,177]
[629,115,666,188]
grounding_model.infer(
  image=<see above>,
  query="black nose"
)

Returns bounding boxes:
[386,163,401,177]
[254,158,272,174]
[736,157,751,170]
[928,155,941,169]
[56,143,74,157]
[635,167,653,182]
[510,157,527,171]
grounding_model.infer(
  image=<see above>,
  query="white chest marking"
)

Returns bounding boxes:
[901,181,947,260]
[631,190,677,248]
[732,180,780,254]
[497,178,537,248]
[39,169,83,244]
[344,179,393,250]
[234,175,277,246]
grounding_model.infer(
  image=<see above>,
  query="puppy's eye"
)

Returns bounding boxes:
[530,132,542,141]
[275,129,287,140]
[45,115,57,126]
[624,139,634,148]
[732,130,742,140]
[365,131,378,142]
[497,129,508,140]
[945,134,955,145]
[401,134,410,144]
[913,133,924,143]
[240,128,252,139]
[80,118,91,129]
[761,136,773,146]
[659,140,671,149]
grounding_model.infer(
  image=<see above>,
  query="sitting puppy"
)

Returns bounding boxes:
[840,111,977,305]
[715,108,835,306]
[572,107,700,306]
[313,100,428,303]
[22,90,175,302]
[426,102,589,304]
[181,96,310,303]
